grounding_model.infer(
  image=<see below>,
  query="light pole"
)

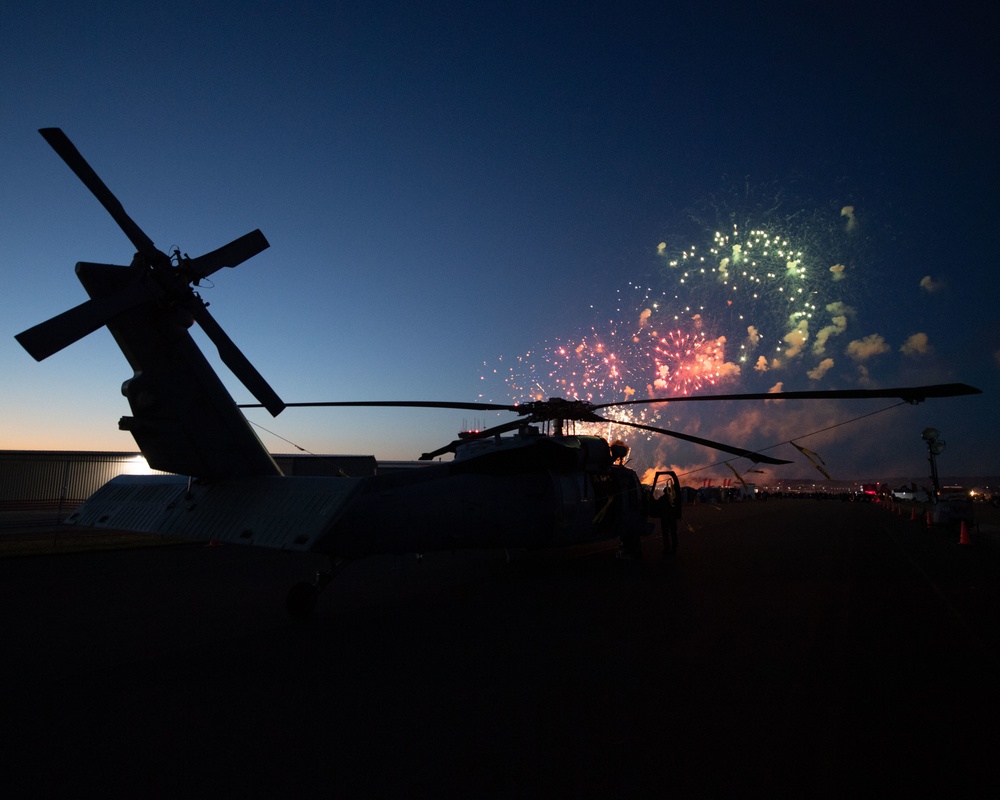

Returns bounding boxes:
[921,427,946,503]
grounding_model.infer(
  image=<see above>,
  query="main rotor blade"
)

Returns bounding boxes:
[15,279,155,361]
[596,382,983,410]
[192,303,285,416]
[601,416,792,465]
[39,128,161,261]
[238,399,514,411]
[185,229,270,280]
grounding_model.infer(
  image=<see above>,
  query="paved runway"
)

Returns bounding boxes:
[2,500,998,797]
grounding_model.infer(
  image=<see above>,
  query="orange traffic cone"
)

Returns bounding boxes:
[925,510,933,528]
[910,507,918,521]
[959,520,971,545]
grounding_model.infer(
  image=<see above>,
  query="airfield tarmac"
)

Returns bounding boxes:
[1,499,998,797]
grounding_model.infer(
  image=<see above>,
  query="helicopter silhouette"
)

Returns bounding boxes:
[15,128,982,617]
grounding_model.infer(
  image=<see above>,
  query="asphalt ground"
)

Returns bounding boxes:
[1,500,998,798]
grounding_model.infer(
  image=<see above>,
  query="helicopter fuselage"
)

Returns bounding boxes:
[62,260,653,558]
[66,434,653,559]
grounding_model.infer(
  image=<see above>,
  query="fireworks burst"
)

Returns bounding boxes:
[481,200,871,474]
[659,224,836,370]
[652,328,737,396]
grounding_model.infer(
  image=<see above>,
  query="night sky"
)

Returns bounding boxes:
[2,1,997,483]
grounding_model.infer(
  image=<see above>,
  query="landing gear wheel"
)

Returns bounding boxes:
[619,530,643,560]
[287,581,319,619]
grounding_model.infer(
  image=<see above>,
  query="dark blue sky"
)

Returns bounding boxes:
[3,1,996,480]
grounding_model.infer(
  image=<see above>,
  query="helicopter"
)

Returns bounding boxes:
[15,128,983,617]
